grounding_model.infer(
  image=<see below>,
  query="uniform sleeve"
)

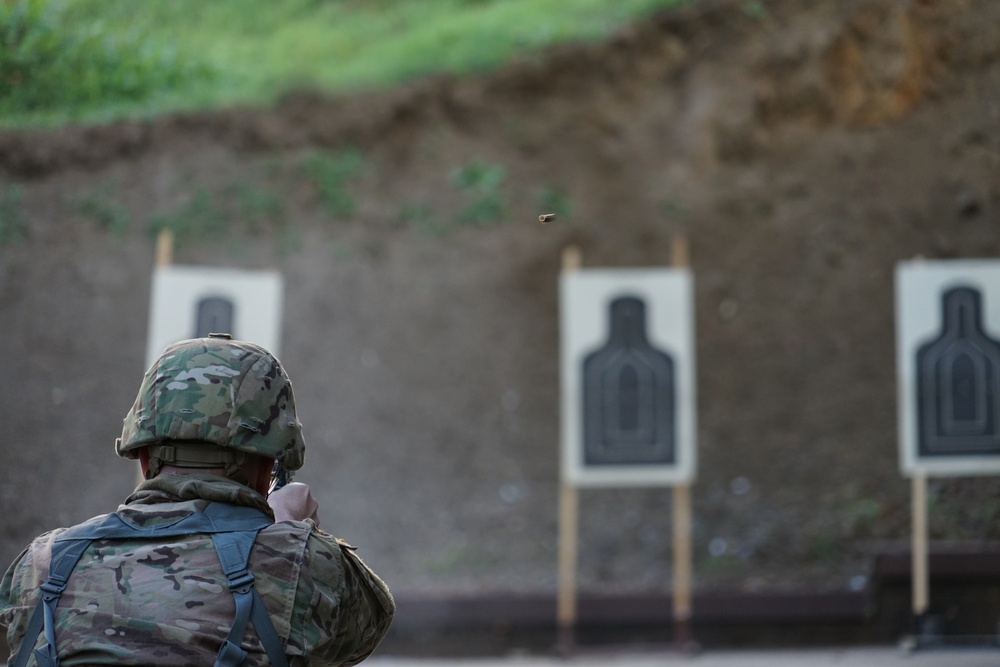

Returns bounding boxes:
[0,544,35,662]
[286,530,395,666]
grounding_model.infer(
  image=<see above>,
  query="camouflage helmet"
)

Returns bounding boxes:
[117,334,305,473]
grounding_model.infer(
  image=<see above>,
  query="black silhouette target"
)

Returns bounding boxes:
[582,296,676,465]
[561,269,695,486]
[916,286,1000,457]
[195,296,236,338]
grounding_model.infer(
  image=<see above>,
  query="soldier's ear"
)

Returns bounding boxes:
[138,447,151,478]
[258,457,276,496]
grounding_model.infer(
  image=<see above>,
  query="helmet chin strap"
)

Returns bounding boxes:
[147,441,248,482]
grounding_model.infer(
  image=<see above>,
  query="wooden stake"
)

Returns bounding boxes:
[556,245,581,653]
[155,228,174,268]
[556,484,579,649]
[912,473,929,616]
[670,236,689,269]
[669,235,694,647]
[672,483,693,641]
[906,256,929,620]
[562,245,582,271]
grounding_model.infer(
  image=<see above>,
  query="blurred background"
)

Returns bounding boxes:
[1,0,999,658]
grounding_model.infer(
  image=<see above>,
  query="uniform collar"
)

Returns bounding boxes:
[123,471,274,519]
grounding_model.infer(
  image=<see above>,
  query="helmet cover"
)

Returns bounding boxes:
[117,335,305,470]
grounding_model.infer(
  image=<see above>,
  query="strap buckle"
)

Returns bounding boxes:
[228,571,255,593]
[39,579,67,600]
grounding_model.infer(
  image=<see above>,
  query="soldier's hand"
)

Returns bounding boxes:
[268,482,321,525]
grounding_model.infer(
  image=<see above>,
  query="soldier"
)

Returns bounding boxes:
[0,334,394,666]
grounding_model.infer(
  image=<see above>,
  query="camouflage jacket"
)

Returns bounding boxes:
[0,473,395,666]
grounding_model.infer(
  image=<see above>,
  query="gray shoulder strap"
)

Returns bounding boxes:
[210,527,289,667]
[13,504,288,667]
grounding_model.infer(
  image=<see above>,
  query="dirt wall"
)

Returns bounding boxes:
[1,0,999,599]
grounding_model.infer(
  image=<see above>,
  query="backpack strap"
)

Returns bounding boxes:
[14,503,288,667]
[202,501,289,665]
[211,529,289,667]
[12,537,94,667]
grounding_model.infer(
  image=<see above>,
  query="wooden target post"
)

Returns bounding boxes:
[911,473,929,620]
[670,238,694,647]
[155,227,174,269]
[556,245,582,652]
[557,238,696,652]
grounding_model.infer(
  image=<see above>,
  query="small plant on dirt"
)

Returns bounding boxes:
[301,148,365,219]
[234,182,285,231]
[742,1,768,19]
[399,202,448,237]
[538,186,572,220]
[147,188,229,245]
[660,196,693,221]
[451,159,506,227]
[838,496,884,540]
[276,226,302,256]
[0,185,26,246]
[75,186,130,237]
[810,533,839,565]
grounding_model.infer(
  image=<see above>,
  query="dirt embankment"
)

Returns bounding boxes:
[1,0,999,603]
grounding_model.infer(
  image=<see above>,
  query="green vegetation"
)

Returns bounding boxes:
[742,1,768,19]
[0,0,210,124]
[538,186,573,220]
[1,0,691,127]
[143,179,298,249]
[451,159,507,226]
[660,197,694,221]
[301,148,366,219]
[810,533,839,564]
[233,182,285,231]
[276,227,303,257]
[148,188,229,244]
[398,181,571,237]
[75,185,130,237]
[399,203,448,238]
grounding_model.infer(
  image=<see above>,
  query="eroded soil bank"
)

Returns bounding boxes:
[1,0,999,607]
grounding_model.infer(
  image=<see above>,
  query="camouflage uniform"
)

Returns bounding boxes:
[0,336,395,666]
[0,472,394,666]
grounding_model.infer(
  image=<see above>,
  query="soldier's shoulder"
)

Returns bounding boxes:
[4,524,85,606]
[22,526,73,563]
[304,526,358,558]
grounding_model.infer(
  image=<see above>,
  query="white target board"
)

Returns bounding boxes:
[561,268,696,487]
[146,266,284,367]
[896,259,1000,476]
